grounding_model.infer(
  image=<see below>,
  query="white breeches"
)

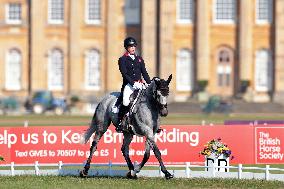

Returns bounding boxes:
[123,84,135,106]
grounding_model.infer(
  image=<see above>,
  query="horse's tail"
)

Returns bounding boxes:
[80,124,96,144]
[80,103,100,144]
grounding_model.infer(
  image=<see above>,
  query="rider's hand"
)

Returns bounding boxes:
[133,82,142,90]
[141,83,148,89]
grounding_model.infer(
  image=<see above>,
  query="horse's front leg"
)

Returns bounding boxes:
[146,135,173,179]
[80,132,103,177]
[121,132,136,179]
[134,140,151,173]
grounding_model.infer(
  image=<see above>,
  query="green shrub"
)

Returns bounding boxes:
[240,80,250,93]
[70,95,80,104]
[197,80,208,92]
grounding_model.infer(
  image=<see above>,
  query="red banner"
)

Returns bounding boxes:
[0,125,283,164]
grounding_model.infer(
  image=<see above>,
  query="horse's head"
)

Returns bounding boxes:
[152,74,172,117]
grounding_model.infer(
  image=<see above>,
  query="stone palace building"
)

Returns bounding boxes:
[0,0,284,103]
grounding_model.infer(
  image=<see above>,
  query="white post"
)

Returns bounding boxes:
[59,161,63,170]
[265,165,270,180]
[134,161,138,169]
[108,161,112,176]
[186,162,190,178]
[11,162,15,176]
[238,164,242,179]
[35,161,39,175]
[211,161,216,177]
[24,120,29,127]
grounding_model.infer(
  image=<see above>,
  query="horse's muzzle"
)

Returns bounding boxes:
[159,105,168,117]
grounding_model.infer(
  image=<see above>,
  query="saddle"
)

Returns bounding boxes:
[115,90,141,112]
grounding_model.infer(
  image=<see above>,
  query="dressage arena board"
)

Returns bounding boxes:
[1,125,283,164]
[1,125,284,181]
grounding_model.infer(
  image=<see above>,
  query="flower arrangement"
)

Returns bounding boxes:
[200,138,234,159]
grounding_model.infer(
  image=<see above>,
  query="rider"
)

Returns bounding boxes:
[114,37,151,132]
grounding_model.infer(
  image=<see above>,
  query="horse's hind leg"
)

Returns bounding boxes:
[134,141,151,173]
[121,132,136,179]
[146,136,173,179]
[80,131,103,177]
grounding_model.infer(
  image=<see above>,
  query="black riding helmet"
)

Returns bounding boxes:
[124,37,137,49]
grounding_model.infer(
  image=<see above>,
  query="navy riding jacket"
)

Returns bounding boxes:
[118,53,151,87]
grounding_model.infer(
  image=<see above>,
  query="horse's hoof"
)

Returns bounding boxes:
[165,172,174,180]
[80,170,88,178]
[126,171,138,179]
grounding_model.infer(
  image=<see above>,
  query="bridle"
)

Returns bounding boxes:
[153,82,169,117]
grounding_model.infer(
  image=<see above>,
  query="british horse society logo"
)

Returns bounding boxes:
[256,126,284,163]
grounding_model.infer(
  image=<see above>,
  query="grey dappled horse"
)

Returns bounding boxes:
[80,75,173,179]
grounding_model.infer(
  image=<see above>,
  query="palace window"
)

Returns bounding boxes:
[213,0,236,24]
[255,49,273,91]
[85,0,101,24]
[176,49,193,91]
[6,3,22,24]
[217,49,232,87]
[48,0,64,24]
[177,0,194,24]
[256,0,273,24]
[85,49,101,90]
[5,49,21,90]
[48,49,64,90]
[124,0,140,25]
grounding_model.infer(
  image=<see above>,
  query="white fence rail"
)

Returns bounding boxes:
[0,162,283,182]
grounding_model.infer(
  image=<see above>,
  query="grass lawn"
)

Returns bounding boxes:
[0,176,283,189]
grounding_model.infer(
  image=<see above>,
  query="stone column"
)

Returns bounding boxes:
[274,0,284,103]
[69,0,81,93]
[106,0,124,91]
[141,0,157,77]
[196,0,210,80]
[31,1,46,90]
[239,0,253,80]
[159,0,175,79]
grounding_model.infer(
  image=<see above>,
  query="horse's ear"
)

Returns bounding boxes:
[167,74,172,85]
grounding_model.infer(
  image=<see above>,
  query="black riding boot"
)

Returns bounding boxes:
[116,105,129,133]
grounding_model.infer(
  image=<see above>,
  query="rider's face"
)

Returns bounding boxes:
[127,45,136,55]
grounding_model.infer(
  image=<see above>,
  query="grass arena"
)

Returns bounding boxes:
[0,114,284,189]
